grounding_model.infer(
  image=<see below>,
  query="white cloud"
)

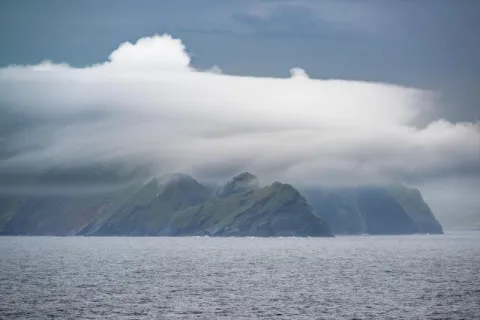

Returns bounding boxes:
[289,67,309,78]
[107,34,191,70]
[0,34,478,187]
[207,65,223,74]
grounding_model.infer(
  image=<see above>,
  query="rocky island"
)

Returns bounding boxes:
[0,171,443,237]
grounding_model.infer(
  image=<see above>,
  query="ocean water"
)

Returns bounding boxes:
[0,233,479,320]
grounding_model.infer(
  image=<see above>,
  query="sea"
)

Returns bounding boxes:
[1,232,479,319]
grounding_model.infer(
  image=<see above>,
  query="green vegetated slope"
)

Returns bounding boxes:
[85,173,212,236]
[169,181,331,237]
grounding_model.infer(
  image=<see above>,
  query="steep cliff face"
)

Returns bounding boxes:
[167,178,332,237]
[302,185,443,235]
[387,184,443,234]
[217,172,260,198]
[302,189,365,235]
[356,187,417,235]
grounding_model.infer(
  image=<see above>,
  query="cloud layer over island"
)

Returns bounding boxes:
[0,34,478,187]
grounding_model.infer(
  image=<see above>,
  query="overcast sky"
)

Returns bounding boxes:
[0,0,479,220]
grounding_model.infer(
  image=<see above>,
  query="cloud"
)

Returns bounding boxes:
[0,34,478,191]
[107,34,191,70]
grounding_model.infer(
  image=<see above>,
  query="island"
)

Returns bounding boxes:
[0,171,443,236]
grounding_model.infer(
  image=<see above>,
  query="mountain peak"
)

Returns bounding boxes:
[232,172,258,183]
[218,172,259,198]
[156,172,195,183]
[269,182,305,205]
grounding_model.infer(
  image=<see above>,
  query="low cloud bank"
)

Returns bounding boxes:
[0,34,478,191]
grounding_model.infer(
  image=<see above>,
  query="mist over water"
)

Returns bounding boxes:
[1,232,479,319]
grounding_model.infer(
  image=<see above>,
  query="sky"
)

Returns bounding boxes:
[0,0,479,221]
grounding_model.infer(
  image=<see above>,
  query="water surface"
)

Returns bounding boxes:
[1,232,479,319]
